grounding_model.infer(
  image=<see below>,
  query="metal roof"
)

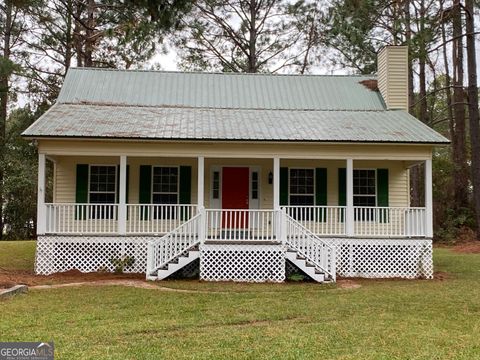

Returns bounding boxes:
[57,68,386,111]
[23,104,449,144]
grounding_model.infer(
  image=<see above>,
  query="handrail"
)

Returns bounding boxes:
[146,213,202,276]
[283,212,336,281]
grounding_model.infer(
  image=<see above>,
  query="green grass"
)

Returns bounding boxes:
[0,240,36,271]
[1,244,480,359]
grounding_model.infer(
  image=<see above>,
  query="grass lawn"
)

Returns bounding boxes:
[1,242,480,359]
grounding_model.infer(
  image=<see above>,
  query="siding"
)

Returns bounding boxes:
[53,157,409,208]
[378,46,409,111]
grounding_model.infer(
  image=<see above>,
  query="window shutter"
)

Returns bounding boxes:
[139,165,152,219]
[280,167,288,206]
[316,168,327,222]
[75,164,89,220]
[338,168,346,222]
[377,169,389,222]
[179,166,192,220]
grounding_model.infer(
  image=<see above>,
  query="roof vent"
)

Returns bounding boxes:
[377,46,408,110]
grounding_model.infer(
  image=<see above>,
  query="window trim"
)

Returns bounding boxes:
[88,164,117,204]
[353,168,377,207]
[288,167,316,206]
[151,165,180,204]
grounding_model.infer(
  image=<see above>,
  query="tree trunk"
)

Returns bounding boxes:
[0,0,13,240]
[84,0,95,67]
[451,1,469,210]
[465,0,480,239]
[247,0,257,73]
[74,1,84,67]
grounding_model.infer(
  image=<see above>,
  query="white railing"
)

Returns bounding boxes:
[45,203,119,234]
[204,209,278,241]
[284,212,336,281]
[126,204,197,234]
[354,207,426,237]
[282,206,346,236]
[146,213,202,276]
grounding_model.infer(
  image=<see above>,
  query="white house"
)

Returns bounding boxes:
[23,46,449,283]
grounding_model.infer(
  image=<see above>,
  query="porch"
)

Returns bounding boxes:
[35,151,434,281]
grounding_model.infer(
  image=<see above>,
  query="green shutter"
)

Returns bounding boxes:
[75,164,89,220]
[315,168,327,222]
[338,168,346,222]
[377,169,389,222]
[280,167,289,206]
[126,165,130,204]
[179,166,192,220]
[139,165,152,219]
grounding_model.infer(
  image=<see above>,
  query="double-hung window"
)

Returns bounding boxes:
[152,167,179,219]
[353,169,376,220]
[289,168,315,206]
[88,165,117,219]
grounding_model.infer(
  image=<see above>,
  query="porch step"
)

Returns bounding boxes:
[151,249,200,280]
[285,250,328,283]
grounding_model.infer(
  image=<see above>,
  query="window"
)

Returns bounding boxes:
[212,171,220,199]
[152,167,178,204]
[353,169,376,206]
[88,165,117,219]
[152,167,179,219]
[353,169,376,221]
[89,165,116,204]
[289,168,314,206]
[251,171,259,200]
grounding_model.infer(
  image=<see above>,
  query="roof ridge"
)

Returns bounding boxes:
[69,67,376,78]
[57,101,388,112]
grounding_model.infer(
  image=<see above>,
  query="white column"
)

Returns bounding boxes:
[346,158,354,236]
[197,156,205,210]
[425,158,433,238]
[37,153,46,235]
[118,155,127,235]
[273,157,280,210]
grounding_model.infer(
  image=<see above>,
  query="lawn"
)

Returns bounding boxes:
[1,241,480,359]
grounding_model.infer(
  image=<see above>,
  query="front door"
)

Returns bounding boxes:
[222,167,249,228]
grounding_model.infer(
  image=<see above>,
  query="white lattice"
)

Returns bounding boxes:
[200,244,285,282]
[322,238,433,279]
[36,236,152,275]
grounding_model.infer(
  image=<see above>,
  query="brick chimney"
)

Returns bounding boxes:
[377,46,409,111]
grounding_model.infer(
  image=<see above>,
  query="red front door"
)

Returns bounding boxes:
[222,167,249,228]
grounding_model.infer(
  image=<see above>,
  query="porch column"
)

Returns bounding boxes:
[37,153,46,235]
[273,157,280,210]
[346,158,354,236]
[118,155,127,235]
[425,158,433,238]
[197,156,205,210]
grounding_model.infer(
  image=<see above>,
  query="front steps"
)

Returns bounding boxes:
[147,247,200,280]
[285,248,330,283]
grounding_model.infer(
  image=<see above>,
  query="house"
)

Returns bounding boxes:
[23,46,449,283]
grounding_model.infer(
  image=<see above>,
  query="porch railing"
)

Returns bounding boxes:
[45,203,119,234]
[282,206,346,236]
[282,206,426,238]
[204,209,278,241]
[44,203,426,238]
[126,204,197,234]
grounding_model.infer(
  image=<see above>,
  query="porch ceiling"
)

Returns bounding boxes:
[23,104,449,145]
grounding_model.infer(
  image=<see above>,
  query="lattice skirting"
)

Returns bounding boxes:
[200,244,286,282]
[35,236,152,275]
[323,238,433,279]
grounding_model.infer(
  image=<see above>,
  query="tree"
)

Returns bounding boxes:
[465,0,480,239]
[173,0,320,73]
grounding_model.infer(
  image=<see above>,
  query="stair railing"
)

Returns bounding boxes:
[283,211,336,281]
[146,211,203,278]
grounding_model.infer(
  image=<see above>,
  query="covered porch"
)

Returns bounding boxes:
[37,155,433,240]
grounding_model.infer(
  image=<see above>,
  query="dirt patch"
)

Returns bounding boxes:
[434,271,450,281]
[0,268,144,287]
[452,242,480,254]
[337,279,361,289]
